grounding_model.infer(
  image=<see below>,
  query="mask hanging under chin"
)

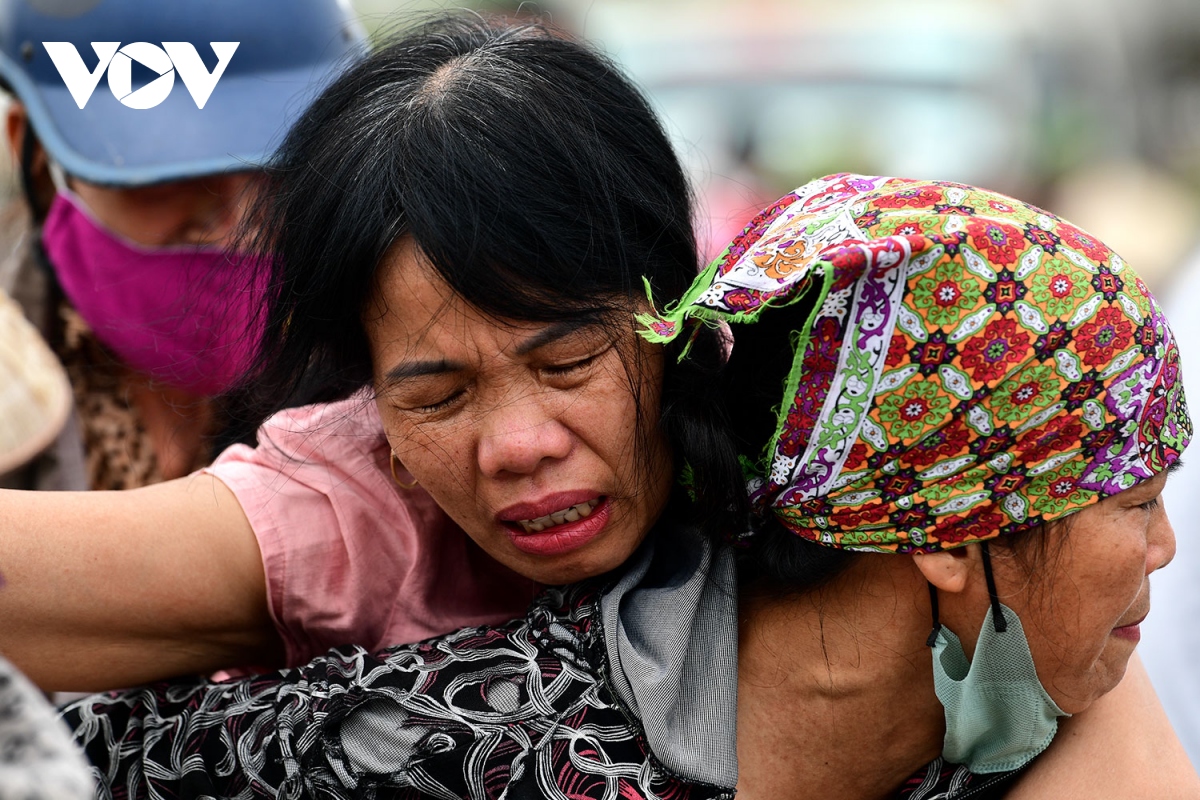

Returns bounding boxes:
[929,598,1069,774]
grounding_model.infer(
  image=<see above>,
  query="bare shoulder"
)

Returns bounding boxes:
[1007,654,1200,799]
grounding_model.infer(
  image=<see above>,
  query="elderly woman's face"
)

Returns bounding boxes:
[365,238,674,585]
[992,470,1176,713]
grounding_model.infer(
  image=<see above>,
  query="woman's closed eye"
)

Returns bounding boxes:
[1137,497,1160,512]
[395,388,467,415]
[544,353,600,376]
[540,341,615,380]
[416,391,465,413]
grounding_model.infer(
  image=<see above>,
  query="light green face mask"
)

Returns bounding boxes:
[931,603,1069,774]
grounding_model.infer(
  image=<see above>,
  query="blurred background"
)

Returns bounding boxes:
[7,0,1200,286]
[349,0,1200,291]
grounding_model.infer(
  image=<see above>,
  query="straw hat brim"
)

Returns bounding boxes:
[0,290,72,476]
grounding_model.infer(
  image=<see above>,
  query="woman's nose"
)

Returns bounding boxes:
[1147,504,1177,575]
[181,174,258,248]
[476,398,573,478]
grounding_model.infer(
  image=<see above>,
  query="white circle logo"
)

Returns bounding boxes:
[106,42,174,109]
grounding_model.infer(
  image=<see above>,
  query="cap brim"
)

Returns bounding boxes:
[19,59,343,186]
[0,291,72,475]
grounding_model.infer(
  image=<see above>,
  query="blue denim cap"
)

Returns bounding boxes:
[0,0,366,185]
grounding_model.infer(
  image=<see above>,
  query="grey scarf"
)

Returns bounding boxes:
[599,524,740,788]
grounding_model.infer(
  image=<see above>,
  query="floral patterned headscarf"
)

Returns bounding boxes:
[641,174,1191,553]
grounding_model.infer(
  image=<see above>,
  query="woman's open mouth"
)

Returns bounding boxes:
[513,497,602,532]
[499,496,611,556]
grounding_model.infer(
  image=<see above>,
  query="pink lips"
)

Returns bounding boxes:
[1112,612,1148,643]
[497,493,611,557]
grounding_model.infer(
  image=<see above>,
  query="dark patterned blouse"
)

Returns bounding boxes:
[61,583,1017,799]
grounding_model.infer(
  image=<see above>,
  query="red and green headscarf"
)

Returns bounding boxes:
[641,174,1191,553]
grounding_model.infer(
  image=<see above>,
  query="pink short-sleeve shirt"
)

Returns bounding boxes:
[204,393,537,666]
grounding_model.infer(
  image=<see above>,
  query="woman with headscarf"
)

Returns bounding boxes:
[59,170,1197,798]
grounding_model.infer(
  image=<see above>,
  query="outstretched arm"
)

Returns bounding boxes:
[0,474,284,691]
[1007,652,1199,798]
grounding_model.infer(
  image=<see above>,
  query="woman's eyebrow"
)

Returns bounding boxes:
[514,316,604,356]
[383,358,462,386]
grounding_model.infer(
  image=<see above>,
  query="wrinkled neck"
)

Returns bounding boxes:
[735,556,946,800]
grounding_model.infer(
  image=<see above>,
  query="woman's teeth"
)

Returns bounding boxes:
[516,499,600,533]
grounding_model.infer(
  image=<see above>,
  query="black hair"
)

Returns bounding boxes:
[690,292,858,595]
[225,13,740,536]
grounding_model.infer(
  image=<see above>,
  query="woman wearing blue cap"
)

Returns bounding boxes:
[0,0,364,492]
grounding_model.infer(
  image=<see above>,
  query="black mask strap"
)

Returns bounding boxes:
[925,582,942,647]
[980,541,1008,633]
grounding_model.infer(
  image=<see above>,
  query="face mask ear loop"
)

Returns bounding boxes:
[47,159,67,194]
[925,582,942,647]
[980,541,1008,633]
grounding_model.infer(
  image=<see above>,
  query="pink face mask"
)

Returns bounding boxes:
[40,190,265,396]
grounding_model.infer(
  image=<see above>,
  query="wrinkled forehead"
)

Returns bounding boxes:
[365,237,461,342]
[366,240,538,358]
[365,237,642,371]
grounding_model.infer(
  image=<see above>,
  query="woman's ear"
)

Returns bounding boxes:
[911,545,982,594]
[5,101,54,216]
[6,101,27,167]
